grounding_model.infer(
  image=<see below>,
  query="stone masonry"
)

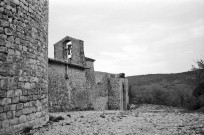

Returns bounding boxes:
[48,36,91,112]
[48,36,129,112]
[0,0,48,134]
[0,1,128,133]
[94,72,129,110]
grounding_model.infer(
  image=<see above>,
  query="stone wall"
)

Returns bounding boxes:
[85,58,95,86]
[68,66,90,109]
[0,0,48,134]
[94,72,129,110]
[48,59,91,112]
[49,36,129,112]
[109,78,129,110]
[48,61,70,112]
[54,36,86,67]
[93,72,110,110]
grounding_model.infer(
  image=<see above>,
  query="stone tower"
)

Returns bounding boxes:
[53,36,86,66]
[0,0,49,134]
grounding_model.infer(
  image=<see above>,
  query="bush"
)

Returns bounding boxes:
[152,88,168,105]
[193,82,204,97]
[129,82,195,108]
[186,96,201,110]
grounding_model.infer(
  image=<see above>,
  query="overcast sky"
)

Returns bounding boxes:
[48,0,204,76]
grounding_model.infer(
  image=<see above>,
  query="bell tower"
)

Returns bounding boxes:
[54,36,86,66]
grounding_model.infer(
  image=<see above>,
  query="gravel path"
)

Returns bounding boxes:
[32,104,204,135]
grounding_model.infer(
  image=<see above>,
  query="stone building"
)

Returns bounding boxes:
[48,36,129,112]
[0,0,48,134]
[0,0,128,133]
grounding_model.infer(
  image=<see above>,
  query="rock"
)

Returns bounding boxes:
[100,114,105,118]
[19,115,27,123]
[1,98,11,105]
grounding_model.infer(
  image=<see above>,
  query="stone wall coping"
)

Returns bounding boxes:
[48,58,89,70]
[85,57,95,62]
[53,36,84,46]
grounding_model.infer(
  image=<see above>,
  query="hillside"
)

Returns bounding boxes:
[126,71,197,106]
[127,71,196,86]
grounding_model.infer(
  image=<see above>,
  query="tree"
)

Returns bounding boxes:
[191,59,204,84]
[191,59,204,109]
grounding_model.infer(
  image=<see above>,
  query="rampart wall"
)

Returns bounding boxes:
[48,58,91,112]
[0,0,48,134]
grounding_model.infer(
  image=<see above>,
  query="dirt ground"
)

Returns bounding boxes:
[30,104,204,135]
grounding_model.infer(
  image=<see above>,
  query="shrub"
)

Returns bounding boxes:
[129,82,195,108]
[186,96,201,110]
[193,82,204,97]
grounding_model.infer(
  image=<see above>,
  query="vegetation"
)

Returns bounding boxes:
[128,59,204,111]
[190,59,204,110]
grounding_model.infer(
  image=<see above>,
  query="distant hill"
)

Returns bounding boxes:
[126,71,197,105]
[127,71,196,87]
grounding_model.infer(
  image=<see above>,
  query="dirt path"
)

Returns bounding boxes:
[32,104,204,135]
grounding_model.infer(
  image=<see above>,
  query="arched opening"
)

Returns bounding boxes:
[64,41,72,60]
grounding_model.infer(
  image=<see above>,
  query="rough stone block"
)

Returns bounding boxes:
[7,90,15,97]
[26,115,31,121]
[0,78,9,90]
[9,118,18,126]
[22,89,27,95]
[34,100,42,107]
[2,98,11,105]
[12,96,19,103]
[0,34,7,40]
[0,27,3,34]
[8,48,14,55]
[12,0,20,5]
[19,96,27,103]
[4,105,10,111]
[0,113,7,121]
[0,46,7,53]
[5,28,13,35]
[23,46,27,51]
[6,111,13,119]
[0,38,6,46]
[22,82,31,89]
[23,102,30,108]
[15,110,22,117]
[33,95,38,100]
[6,41,14,48]
[35,112,42,118]
[15,50,20,55]
[0,19,9,27]
[37,106,42,112]
[0,52,7,61]
[15,37,20,44]
[30,107,36,113]
[10,104,16,111]
[29,113,35,120]
[0,106,3,112]
[22,108,31,114]
[7,36,14,44]
[16,103,23,110]
[27,95,33,101]
[2,119,9,128]
[0,7,4,13]
[15,89,22,96]
[19,115,27,123]
[0,91,6,98]
[27,89,34,95]
[30,77,38,83]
